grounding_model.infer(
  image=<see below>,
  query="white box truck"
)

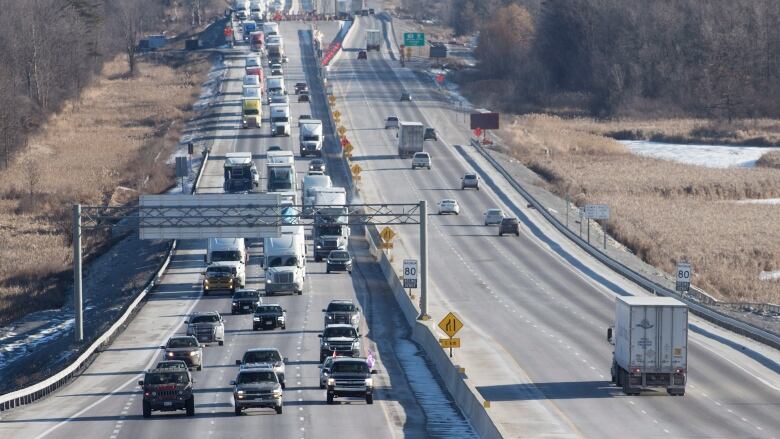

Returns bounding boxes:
[299,119,323,157]
[366,29,381,51]
[608,296,688,396]
[397,121,425,158]
[302,174,333,215]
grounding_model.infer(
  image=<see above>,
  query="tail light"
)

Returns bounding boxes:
[630,367,641,374]
[675,368,686,374]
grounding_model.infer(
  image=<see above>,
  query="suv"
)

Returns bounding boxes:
[411,152,431,170]
[499,217,520,236]
[160,336,203,371]
[253,304,287,330]
[236,348,287,388]
[326,250,353,274]
[385,116,399,129]
[461,172,479,190]
[319,324,361,362]
[186,311,225,346]
[294,82,308,94]
[357,50,367,60]
[323,300,360,327]
[325,358,377,405]
[309,158,326,173]
[423,128,438,141]
[231,367,283,415]
[231,289,262,314]
[139,367,195,418]
[203,262,241,294]
[483,208,504,226]
[298,92,310,102]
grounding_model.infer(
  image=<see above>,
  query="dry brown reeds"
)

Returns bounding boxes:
[500,114,780,304]
[0,53,209,324]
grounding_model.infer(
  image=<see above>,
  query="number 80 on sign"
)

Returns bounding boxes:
[403,259,418,289]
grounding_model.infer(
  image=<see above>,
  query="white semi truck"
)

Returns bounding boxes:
[397,121,425,158]
[311,187,349,261]
[263,233,306,295]
[366,29,381,51]
[269,103,290,136]
[302,174,333,215]
[299,119,323,157]
[608,296,688,396]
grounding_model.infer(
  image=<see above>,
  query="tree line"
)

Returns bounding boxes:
[425,0,780,118]
[0,0,215,170]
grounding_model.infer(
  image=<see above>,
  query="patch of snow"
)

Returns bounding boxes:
[735,198,780,205]
[759,271,780,281]
[620,140,779,168]
[394,336,477,437]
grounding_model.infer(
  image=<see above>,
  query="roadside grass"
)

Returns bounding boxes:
[0,53,210,325]
[500,114,780,304]
[757,150,780,169]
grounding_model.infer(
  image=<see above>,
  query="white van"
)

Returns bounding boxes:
[263,233,306,295]
[206,238,247,287]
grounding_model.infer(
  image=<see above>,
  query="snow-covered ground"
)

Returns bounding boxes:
[620,140,779,168]
[736,198,780,205]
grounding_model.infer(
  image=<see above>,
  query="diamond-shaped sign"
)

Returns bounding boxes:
[438,312,463,338]
[379,226,395,242]
[351,163,362,176]
[337,126,347,136]
[333,110,341,119]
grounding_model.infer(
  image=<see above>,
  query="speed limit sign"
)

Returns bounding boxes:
[403,259,418,289]
[676,262,692,292]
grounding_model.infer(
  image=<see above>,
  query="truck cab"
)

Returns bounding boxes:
[299,119,323,157]
[311,187,349,261]
[224,152,260,192]
[241,98,262,129]
[186,311,225,346]
[263,233,306,295]
[366,29,381,51]
[269,103,290,136]
[397,121,425,158]
[266,162,296,193]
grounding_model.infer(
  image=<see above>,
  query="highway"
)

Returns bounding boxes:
[0,18,472,439]
[332,14,780,438]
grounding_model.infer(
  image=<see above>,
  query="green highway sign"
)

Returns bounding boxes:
[404,32,425,47]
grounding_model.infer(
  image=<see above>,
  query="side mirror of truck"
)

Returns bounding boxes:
[283,357,288,363]
[236,360,242,365]
[322,309,327,313]
[229,380,236,385]
[370,370,378,375]
[160,345,166,349]
[607,327,614,345]
[318,334,323,338]
[138,380,144,386]
[184,320,189,324]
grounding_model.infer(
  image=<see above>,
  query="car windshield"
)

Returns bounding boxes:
[156,361,186,369]
[464,174,476,180]
[324,327,357,338]
[388,117,398,121]
[331,361,369,374]
[237,371,277,384]
[211,250,242,262]
[168,337,197,348]
[243,350,281,363]
[267,256,299,267]
[256,305,283,314]
[441,200,455,204]
[327,302,355,312]
[190,314,219,324]
[244,109,259,115]
[488,209,502,215]
[329,251,349,260]
[503,218,518,224]
[234,290,258,299]
[146,372,189,385]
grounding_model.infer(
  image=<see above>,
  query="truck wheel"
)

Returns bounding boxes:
[499,232,503,236]
[275,405,283,414]
[327,393,334,404]
[219,340,224,346]
[281,382,286,389]
[234,406,242,416]
[326,267,330,273]
[319,382,325,389]
[197,364,203,371]
[203,291,209,296]
[186,397,195,416]
[366,394,373,405]
[142,401,152,418]
[282,324,286,329]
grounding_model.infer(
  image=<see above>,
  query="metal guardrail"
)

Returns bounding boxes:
[0,72,216,412]
[469,139,780,350]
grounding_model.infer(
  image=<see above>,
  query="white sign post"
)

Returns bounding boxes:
[583,204,610,248]
[676,262,692,294]
[403,259,418,290]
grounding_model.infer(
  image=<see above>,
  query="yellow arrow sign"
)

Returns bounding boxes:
[438,312,464,338]
[439,338,461,348]
[343,143,354,154]
[334,116,341,123]
[379,226,396,242]
[337,126,347,136]
[328,95,336,104]
[333,110,341,119]
[351,163,362,176]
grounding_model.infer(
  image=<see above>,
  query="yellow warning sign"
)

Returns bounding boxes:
[439,338,461,348]
[337,126,347,136]
[343,143,353,154]
[379,226,396,243]
[333,110,341,119]
[438,312,463,338]
[328,95,336,104]
[351,163,362,176]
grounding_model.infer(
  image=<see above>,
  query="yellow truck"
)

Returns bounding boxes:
[242,97,261,129]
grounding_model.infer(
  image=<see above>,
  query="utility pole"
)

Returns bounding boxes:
[419,200,429,320]
[72,204,84,342]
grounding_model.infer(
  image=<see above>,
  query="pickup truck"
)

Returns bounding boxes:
[319,324,361,362]
[185,311,225,346]
[139,367,195,418]
[325,358,377,405]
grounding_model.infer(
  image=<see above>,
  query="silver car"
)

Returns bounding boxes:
[483,208,504,225]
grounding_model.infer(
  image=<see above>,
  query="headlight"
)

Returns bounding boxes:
[253,317,260,321]
[266,279,272,284]
[351,315,358,323]
[273,389,283,397]
[236,390,245,395]
[204,280,209,285]
[190,351,199,357]
[316,245,321,249]
[151,391,157,396]
[167,352,174,357]
[352,340,360,347]
[232,302,237,306]
[326,315,333,321]
[365,378,373,387]
[277,316,284,321]
[327,378,335,386]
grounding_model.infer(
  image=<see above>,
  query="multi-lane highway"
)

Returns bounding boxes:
[2,3,779,439]
[0,15,475,439]
[333,14,780,438]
